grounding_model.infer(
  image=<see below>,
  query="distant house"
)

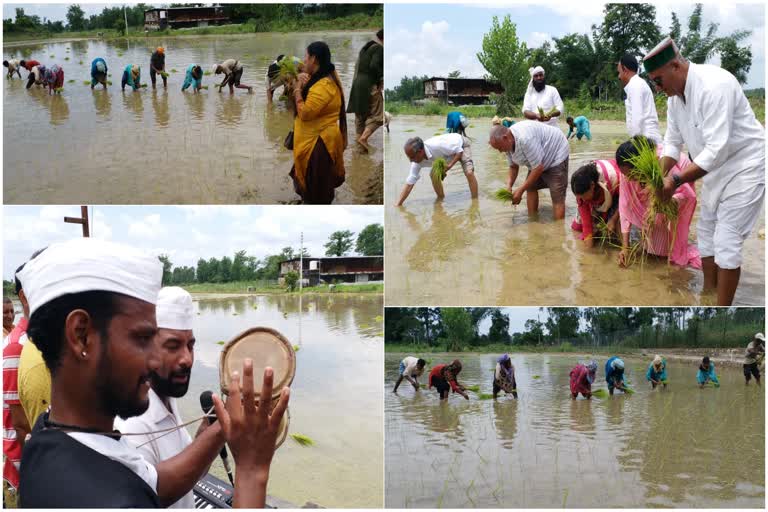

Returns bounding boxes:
[144,6,229,31]
[423,77,504,105]
[279,256,384,286]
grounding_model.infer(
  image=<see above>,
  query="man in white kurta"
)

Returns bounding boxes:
[396,133,478,205]
[522,66,564,127]
[617,53,662,143]
[489,121,570,220]
[645,37,765,306]
[115,287,200,509]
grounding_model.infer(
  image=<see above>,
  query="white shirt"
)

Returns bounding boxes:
[401,356,424,378]
[406,133,465,185]
[506,121,570,170]
[624,74,662,143]
[523,85,564,126]
[115,389,195,509]
[68,432,158,493]
[6,59,19,73]
[662,63,765,212]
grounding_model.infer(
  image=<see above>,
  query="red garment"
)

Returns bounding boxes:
[576,159,621,240]
[23,60,40,71]
[428,364,462,393]
[3,317,28,489]
[569,364,592,396]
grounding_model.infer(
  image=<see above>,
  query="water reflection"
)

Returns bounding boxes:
[152,89,170,127]
[216,95,245,126]
[121,89,144,120]
[492,401,518,449]
[92,89,111,120]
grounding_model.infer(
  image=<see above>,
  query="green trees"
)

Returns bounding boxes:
[384,75,429,103]
[355,223,384,256]
[324,230,355,257]
[442,308,474,352]
[284,271,299,292]
[66,4,86,31]
[476,15,530,110]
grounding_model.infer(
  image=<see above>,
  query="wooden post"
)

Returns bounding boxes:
[64,206,90,237]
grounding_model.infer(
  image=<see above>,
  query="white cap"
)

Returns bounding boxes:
[18,238,163,318]
[156,286,194,330]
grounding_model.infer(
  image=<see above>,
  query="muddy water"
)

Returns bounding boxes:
[169,294,382,507]
[385,352,765,508]
[3,33,382,204]
[384,116,764,306]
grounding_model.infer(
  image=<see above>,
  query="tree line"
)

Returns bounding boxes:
[3,4,381,36]
[157,224,382,286]
[385,308,765,351]
[386,3,754,109]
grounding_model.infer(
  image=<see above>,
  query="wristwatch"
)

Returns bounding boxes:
[672,173,682,188]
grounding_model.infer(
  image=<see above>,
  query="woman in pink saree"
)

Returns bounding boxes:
[615,136,701,269]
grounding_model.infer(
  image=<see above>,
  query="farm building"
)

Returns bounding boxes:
[423,77,504,105]
[279,256,384,286]
[144,6,229,30]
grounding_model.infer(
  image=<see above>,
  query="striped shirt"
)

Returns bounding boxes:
[506,120,570,170]
[3,317,28,489]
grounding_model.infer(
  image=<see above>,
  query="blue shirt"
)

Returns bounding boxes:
[605,356,625,385]
[568,115,590,137]
[446,111,466,133]
[697,363,719,385]
[646,360,667,382]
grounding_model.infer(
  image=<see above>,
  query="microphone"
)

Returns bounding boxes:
[200,390,234,487]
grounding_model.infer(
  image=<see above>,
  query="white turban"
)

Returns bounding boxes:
[156,286,194,330]
[527,66,545,96]
[611,358,625,370]
[18,238,162,318]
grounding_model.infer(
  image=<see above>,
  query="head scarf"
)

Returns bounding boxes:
[611,358,625,371]
[497,354,513,381]
[156,47,165,55]
[449,359,462,373]
[755,333,765,342]
[526,65,545,96]
[131,65,140,79]
[653,355,663,368]
[585,359,597,383]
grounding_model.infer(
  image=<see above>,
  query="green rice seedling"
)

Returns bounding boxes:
[79,60,84,65]
[140,84,147,88]
[622,386,635,394]
[67,79,74,83]
[430,158,447,182]
[433,131,443,136]
[591,388,608,398]
[293,345,300,352]
[494,188,514,202]
[290,433,314,446]
[537,106,545,118]
[49,54,55,58]
[82,80,90,85]
[532,375,541,379]
[171,68,178,73]
[545,107,558,117]
[404,129,415,132]
[477,393,494,400]
[54,87,64,93]
[232,312,238,316]
[216,341,225,345]
[342,39,351,47]
[278,58,298,81]
[203,70,212,76]
[375,315,383,322]
[465,385,480,393]
[107,80,113,85]
[160,71,169,78]
[65,57,70,61]
[282,312,288,319]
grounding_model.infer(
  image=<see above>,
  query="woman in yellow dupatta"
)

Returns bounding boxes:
[290,42,348,204]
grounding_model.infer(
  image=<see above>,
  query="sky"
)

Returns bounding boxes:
[477,307,547,334]
[2,205,383,280]
[385,2,766,90]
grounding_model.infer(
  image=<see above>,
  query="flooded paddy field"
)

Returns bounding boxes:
[385,352,765,508]
[384,116,764,306]
[3,33,382,204]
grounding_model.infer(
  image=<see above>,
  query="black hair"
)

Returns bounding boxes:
[615,135,656,168]
[27,291,119,375]
[14,263,26,295]
[376,29,383,40]
[276,54,285,62]
[2,60,8,68]
[19,60,26,67]
[619,53,639,73]
[566,116,574,123]
[417,358,426,367]
[192,65,203,80]
[3,297,12,304]
[570,162,600,195]
[702,356,710,364]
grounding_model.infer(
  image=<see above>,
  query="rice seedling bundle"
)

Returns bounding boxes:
[160,71,169,78]
[171,68,178,73]
[293,345,300,352]
[591,388,608,398]
[216,341,225,345]
[290,433,315,446]
[83,80,91,85]
[532,375,541,379]
[65,57,70,61]
[140,83,147,88]
[200,85,209,90]
[203,70,212,76]
[54,87,64,93]
[465,385,480,393]
[278,58,299,81]
[49,54,55,58]
[477,393,494,400]
[67,79,74,83]
[430,158,447,182]
[107,80,113,85]
[79,60,84,65]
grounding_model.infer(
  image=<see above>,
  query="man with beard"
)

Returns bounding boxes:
[522,66,564,127]
[648,37,765,306]
[18,238,291,508]
[115,287,199,509]
[3,297,15,339]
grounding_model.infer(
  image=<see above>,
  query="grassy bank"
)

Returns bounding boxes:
[181,281,382,294]
[2,13,382,44]
[384,342,641,354]
[386,97,766,123]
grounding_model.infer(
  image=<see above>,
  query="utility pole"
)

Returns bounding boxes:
[299,232,303,294]
[64,206,90,237]
[124,4,128,33]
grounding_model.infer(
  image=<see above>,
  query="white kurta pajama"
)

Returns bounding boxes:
[624,74,662,143]
[523,85,564,127]
[662,63,765,269]
[405,133,473,185]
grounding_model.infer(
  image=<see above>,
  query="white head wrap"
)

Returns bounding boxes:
[755,333,765,342]
[17,238,162,318]
[156,287,194,330]
[653,355,663,367]
[527,66,545,96]
[612,358,625,370]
